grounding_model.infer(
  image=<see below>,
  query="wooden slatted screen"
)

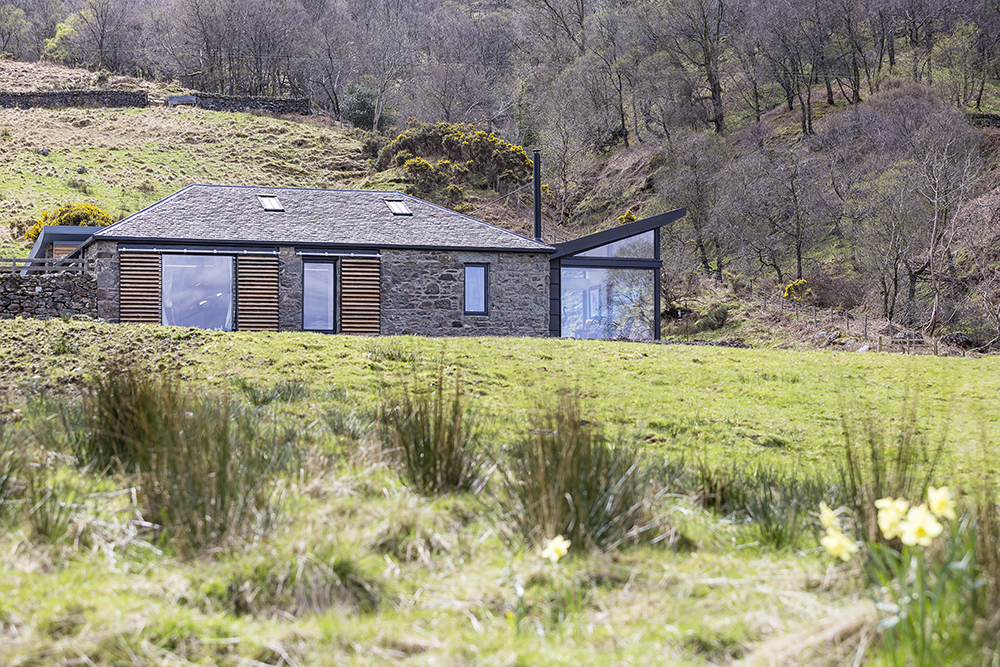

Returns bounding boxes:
[52,244,77,259]
[119,253,161,324]
[340,257,381,335]
[237,256,279,331]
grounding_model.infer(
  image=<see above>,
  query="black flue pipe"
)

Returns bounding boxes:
[533,149,542,242]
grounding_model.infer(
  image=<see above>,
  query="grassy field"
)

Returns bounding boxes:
[1,320,999,666]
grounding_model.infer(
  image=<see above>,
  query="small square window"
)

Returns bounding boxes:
[257,195,284,212]
[464,264,488,315]
[386,200,412,215]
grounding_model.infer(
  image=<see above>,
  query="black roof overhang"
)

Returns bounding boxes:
[76,235,556,256]
[550,207,686,260]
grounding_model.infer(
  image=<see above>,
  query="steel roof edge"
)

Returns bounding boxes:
[550,208,687,260]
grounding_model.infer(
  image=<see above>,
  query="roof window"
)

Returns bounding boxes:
[386,200,412,216]
[257,195,284,212]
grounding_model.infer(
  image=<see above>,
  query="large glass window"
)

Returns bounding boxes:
[464,264,488,315]
[560,267,654,339]
[577,230,655,258]
[303,262,336,331]
[161,255,234,330]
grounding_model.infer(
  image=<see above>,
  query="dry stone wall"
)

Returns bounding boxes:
[186,94,310,115]
[0,90,148,109]
[0,272,97,319]
[380,249,549,337]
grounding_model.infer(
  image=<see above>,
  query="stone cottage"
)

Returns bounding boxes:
[27,184,684,339]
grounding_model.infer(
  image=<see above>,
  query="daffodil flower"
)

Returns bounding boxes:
[819,501,840,531]
[898,503,943,547]
[927,486,956,521]
[541,535,571,563]
[821,528,858,562]
[875,496,910,540]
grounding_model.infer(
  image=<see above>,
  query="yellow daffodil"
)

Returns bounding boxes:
[927,486,956,521]
[821,528,858,562]
[819,501,840,531]
[541,535,571,563]
[898,503,943,547]
[875,496,910,540]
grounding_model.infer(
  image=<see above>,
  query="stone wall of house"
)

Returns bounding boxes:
[0,271,97,319]
[380,250,550,337]
[0,90,148,109]
[85,241,120,322]
[278,247,302,331]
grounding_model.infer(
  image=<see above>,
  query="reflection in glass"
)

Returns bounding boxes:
[560,267,654,339]
[577,230,655,258]
[465,264,487,313]
[304,263,336,330]
[162,255,234,330]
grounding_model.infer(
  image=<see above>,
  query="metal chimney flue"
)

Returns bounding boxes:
[533,149,542,242]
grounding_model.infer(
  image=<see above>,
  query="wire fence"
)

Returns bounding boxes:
[737,285,961,355]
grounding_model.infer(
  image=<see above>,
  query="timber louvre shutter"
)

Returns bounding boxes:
[237,256,279,331]
[119,253,161,323]
[340,257,381,334]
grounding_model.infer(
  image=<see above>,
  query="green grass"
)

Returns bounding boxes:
[0,106,370,225]
[3,319,1000,665]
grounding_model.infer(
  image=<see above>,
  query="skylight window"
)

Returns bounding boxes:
[257,195,284,212]
[386,200,412,216]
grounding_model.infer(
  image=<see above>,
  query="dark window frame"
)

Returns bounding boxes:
[302,258,339,333]
[464,263,489,316]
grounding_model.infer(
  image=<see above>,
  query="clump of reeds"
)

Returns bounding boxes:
[378,369,483,495]
[493,391,651,552]
[76,365,295,554]
[839,393,945,544]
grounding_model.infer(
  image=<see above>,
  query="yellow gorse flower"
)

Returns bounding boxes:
[821,528,858,562]
[875,496,910,540]
[898,503,944,547]
[927,486,957,521]
[541,535,571,563]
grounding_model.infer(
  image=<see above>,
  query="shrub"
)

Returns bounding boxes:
[374,121,532,192]
[378,370,483,495]
[493,391,651,552]
[25,202,113,242]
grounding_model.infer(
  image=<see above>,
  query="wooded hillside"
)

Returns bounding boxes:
[2,0,1000,340]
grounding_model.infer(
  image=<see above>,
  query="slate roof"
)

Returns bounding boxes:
[92,184,553,252]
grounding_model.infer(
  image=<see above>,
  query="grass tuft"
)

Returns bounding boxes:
[378,370,483,495]
[76,365,297,554]
[493,391,652,552]
[840,393,945,544]
[232,378,309,406]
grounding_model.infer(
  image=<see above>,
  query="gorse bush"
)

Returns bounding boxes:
[378,370,483,495]
[375,121,532,192]
[494,391,651,552]
[25,202,113,242]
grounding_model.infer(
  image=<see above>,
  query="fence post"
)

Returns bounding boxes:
[934,338,939,356]
[864,316,868,340]
[845,312,849,333]
[877,335,882,353]
[906,337,911,355]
